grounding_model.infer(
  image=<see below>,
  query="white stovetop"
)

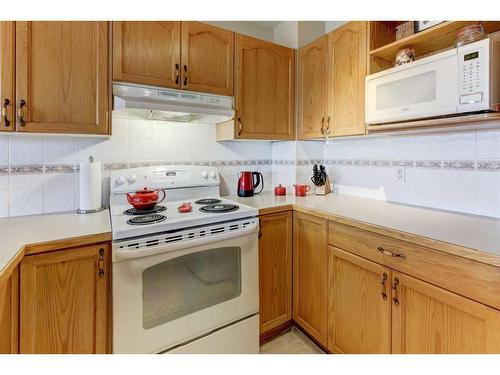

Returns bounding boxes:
[109,196,258,240]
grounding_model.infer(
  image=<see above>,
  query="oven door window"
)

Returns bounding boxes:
[142,246,242,329]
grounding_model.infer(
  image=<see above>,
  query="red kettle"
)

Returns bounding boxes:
[238,171,264,197]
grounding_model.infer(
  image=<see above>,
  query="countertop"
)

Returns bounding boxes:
[230,192,500,262]
[0,210,112,279]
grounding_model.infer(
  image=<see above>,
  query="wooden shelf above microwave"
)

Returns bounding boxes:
[369,21,500,74]
[366,112,500,134]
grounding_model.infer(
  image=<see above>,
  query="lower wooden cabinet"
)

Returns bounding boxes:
[392,272,500,354]
[19,244,110,354]
[293,212,328,346]
[328,247,391,354]
[0,267,19,354]
[258,212,292,337]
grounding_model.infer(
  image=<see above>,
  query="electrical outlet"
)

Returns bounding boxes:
[395,167,406,183]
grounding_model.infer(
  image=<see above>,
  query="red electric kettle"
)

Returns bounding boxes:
[237,171,264,197]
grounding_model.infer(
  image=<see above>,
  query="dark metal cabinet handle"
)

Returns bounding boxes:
[392,277,400,306]
[258,221,263,239]
[183,65,188,86]
[2,98,10,127]
[326,116,331,134]
[175,63,180,85]
[377,246,406,259]
[320,117,325,134]
[380,272,388,300]
[18,99,26,127]
[98,248,105,278]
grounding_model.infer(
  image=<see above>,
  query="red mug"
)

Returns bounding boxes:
[293,184,311,197]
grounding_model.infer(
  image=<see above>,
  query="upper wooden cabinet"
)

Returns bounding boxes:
[293,212,328,347]
[392,272,500,354]
[0,267,19,354]
[231,34,295,140]
[298,21,367,139]
[298,35,328,139]
[258,211,292,338]
[0,22,14,133]
[326,21,367,137]
[113,21,181,89]
[181,22,234,95]
[19,244,110,354]
[15,22,110,134]
[328,247,391,354]
[113,21,234,96]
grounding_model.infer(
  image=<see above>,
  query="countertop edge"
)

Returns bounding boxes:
[257,202,500,268]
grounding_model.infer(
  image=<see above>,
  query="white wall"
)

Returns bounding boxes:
[272,22,298,48]
[205,21,274,42]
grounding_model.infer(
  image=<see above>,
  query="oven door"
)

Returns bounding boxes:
[365,49,458,124]
[112,219,259,354]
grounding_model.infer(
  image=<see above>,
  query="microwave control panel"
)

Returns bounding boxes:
[457,38,490,109]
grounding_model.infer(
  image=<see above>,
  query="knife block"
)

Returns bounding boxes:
[314,175,332,195]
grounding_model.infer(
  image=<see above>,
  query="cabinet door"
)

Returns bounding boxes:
[236,34,295,140]
[0,267,19,354]
[181,22,234,96]
[293,212,328,346]
[392,271,500,353]
[258,211,292,337]
[113,21,181,89]
[20,244,110,354]
[327,21,367,137]
[328,247,391,353]
[298,35,328,139]
[15,22,110,134]
[0,21,14,132]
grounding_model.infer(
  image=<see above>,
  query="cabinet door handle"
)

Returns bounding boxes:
[380,272,388,300]
[392,277,400,306]
[175,63,180,85]
[183,65,188,86]
[98,248,105,278]
[326,116,331,135]
[17,99,26,127]
[237,117,243,136]
[377,245,406,259]
[320,117,325,134]
[258,221,263,239]
[2,98,10,127]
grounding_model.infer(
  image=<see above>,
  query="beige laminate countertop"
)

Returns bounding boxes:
[229,192,500,263]
[0,210,112,279]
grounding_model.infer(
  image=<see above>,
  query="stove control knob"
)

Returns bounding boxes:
[201,170,208,179]
[209,170,217,179]
[127,175,138,184]
[115,176,125,186]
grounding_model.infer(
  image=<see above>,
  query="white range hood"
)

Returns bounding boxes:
[112,82,234,123]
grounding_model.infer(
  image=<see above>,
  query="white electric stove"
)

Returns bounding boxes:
[109,165,259,354]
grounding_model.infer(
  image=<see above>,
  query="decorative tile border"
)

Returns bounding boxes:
[10,164,44,174]
[443,160,475,171]
[0,165,9,175]
[477,161,500,171]
[45,164,75,174]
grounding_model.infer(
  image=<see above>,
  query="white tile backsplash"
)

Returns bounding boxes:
[9,136,44,165]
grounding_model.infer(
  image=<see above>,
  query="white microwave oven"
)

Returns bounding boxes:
[365,36,500,125]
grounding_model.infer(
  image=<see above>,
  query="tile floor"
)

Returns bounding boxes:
[260,327,324,354]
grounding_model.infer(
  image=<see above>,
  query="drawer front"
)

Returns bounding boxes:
[329,222,500,310]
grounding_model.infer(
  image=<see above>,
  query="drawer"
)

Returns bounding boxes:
[329,221,500,310]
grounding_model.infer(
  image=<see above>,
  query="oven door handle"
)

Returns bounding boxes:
[113,221,258,261]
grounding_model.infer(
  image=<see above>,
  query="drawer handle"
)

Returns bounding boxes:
[237,117,243,136]
[380,272,388,300]
[377,246,406,259]
[98,248,105,278]
[392,277,400,306]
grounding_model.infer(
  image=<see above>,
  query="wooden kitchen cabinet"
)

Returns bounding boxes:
[326,21,367,137]
[258,211,292,338]
[0,21,15,132]
[19,244,110,354]
[181,22,234,96]
[219,34,295,141]
[328,247,391,354]
[113,21,181,89]
[0,267,19,354]
[392,271,500,354]
[293,212,328,346]
[298,35,328,139]
[15,21,110,134]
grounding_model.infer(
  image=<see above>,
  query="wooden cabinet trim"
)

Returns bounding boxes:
[0,21,15,133]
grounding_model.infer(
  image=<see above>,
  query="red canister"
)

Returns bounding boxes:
[274,184,286,196]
